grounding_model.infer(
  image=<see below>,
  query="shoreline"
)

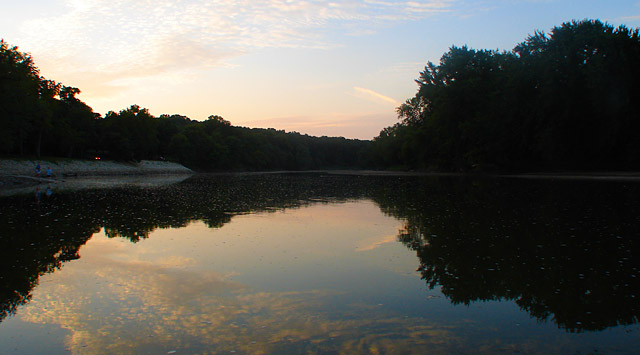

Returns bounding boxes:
[0,158,192,176]
[0,158,193,190]
[3,158,640,193]
[193,169,640,181]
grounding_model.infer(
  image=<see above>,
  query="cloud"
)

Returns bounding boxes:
[620,15,640,22]
[364,0,453,15]
[16,1,457,90]
[353,86,398,105]
[19,231,465,354]
[355,234,399,252]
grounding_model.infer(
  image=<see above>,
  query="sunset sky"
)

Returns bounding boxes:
[2,1,639,139]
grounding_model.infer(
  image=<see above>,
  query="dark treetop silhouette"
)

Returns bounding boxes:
[371,19,640,172]
[3,19,639,172]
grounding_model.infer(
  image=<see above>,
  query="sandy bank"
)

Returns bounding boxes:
[0,174,193,196]
[0,159,192,177]
[0,159,193,190]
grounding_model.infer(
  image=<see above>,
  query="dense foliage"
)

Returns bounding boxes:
[95,108,369,171]
[3,19,639,172]
[0,41,95,159]
[0,39,369,170]
[372,20,640,171]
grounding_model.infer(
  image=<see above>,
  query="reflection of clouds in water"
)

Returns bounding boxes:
[355,234,399,252]
[20,234,462,354]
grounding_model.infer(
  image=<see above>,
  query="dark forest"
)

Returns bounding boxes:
[2,19,639,172]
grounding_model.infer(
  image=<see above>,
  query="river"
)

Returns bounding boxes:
[0,173,638,354]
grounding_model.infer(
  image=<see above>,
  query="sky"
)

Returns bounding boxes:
[2,1,640,139]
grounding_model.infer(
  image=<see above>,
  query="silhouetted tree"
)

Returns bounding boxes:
[373,20,640,172]
[0,39,371,170]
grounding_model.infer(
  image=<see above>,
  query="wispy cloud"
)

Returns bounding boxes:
[355,234,399,252]
[620,15,640,22]
[353,86,398,105]
[23,236,457,354]
[17,0,457,87]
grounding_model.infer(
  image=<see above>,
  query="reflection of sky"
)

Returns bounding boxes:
[114,200,416,289]
[2,200,637,353]
[15,200,451,354]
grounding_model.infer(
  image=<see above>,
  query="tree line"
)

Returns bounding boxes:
[3,19,639,172]
[371,19,640,171]
[0,39,370,170]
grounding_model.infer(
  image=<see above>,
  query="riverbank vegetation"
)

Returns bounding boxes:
[2,19,639,172]
[373,20,640,171]
[0,39,369,171]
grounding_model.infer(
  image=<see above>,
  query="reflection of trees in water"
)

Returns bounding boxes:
[0,174,371,322]
[0,194,98,322]
[95,174,373,241]
[1,174,640,333]
[374,177,640,332]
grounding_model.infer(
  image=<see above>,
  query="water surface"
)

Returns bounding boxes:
[1,173,639,354]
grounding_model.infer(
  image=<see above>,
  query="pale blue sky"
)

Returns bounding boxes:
[2,0,639,139]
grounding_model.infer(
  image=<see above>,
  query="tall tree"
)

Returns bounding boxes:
[375,19,640,172]
[0,40,41,155]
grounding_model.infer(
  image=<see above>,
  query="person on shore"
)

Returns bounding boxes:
[35,163,41,177]
[46,166,53,178]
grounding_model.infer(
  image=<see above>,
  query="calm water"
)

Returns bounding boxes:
[0,173,639,354]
